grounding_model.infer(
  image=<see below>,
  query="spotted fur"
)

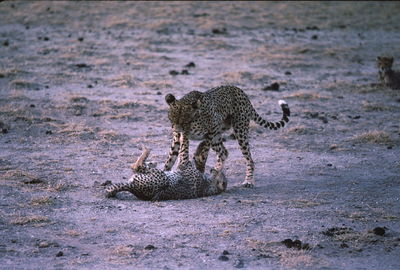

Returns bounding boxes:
[164,85,290,187]
[377,56,400,89]
[106,141,227,201]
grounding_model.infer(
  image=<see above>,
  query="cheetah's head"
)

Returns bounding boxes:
[165,91,203,133]
[377,56,394,72]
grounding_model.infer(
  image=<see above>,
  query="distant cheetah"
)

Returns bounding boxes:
[164,85,290,187]
[106,141,227,201]
[377,56,400,89]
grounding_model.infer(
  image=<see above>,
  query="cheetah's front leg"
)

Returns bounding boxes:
[194,140,211,173]
[210,134,228,173]
[164,131,181,171]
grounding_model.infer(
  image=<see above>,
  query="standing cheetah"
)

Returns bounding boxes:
[377,56,400,89]
[106,140,227,201]
[164,85,290,187]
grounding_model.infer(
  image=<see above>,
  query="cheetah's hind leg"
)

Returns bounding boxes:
[131,146,151,172]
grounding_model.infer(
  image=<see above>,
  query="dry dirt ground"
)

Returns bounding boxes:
[1,1,400,269]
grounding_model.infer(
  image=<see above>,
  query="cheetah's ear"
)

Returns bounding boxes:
[165,94,176,105]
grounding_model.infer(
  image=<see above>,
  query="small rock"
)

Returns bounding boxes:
[327,163,333,167]
[373,227,386,236]
[285,71,292,75]
[23,178,44,184]
[212,28,227,35]
[3,40,9,47]
[145,244,156,250]
[30,104,36,108]
[43,37,49,41]
[181,69,189,75]
[234,259,244,268]
[169,70,179,76]
[77,37,84,42]
[306,26,320,30]
[292,240,302,249]
[222,250,230,255]
[311,35,318,40]
[262,82,280,91]
[56,251,64,257]
[387,146,393,150]
[185,62,196,68]
[340,243,349,248]
[319,116,328,123]
[75,63,89,68]
[45,130,53,135]
[87,84,93,88]
[156,91,162,95]
[218,255,229,261]
[39,241,50,248]
[282,239,294,248]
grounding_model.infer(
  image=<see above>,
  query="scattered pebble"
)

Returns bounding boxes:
[373,227,386,236]
[285,71,292,75]
[185,62,196,68]
[38,241,50,248]
[327,163,333,167]
[56,251,64,257]
[234,259,244,268]
[222,250,230,255]
[262,82,280,91]
[281,239,310,250]
[306,26,320,30]
[311,35,318,40]
[212,28,227,35]
[218,255,229,261]
[145,244,156,250]
[322,227,353,237]
[169,70,179,76]
[156,91,162,95]
[45,130,53,135]
[75,63,90,68]
[43,37,50,41]
[181,69,189,75]
[77,37,84,42]
[23,178,44,184]
[340,243,349,248]
[87,84,93,88]
[3,40,9,47]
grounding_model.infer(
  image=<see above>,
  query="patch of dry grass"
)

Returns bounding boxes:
[362,101,396,112]
[29,196,53,206]
[65,229,83,237]
[45,182,74,192]
[3,169,44,184]
[283,90,330,101]
[284,125,314,135]
[111,245,135,257]
[350,130,393,144]
[11,215,50,225]
[56,122,96,137]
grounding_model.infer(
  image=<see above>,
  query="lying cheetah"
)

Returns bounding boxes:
[377,56,400,89]
[164,85,290,187]
[106,141,227,201]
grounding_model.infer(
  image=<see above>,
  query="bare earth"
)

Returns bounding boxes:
[1,1,400,269]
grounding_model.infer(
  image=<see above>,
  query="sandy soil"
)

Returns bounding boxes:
[1,1,400,269]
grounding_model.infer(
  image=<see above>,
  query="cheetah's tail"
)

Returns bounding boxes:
[253,100,290,130]
[105,182,135,198]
